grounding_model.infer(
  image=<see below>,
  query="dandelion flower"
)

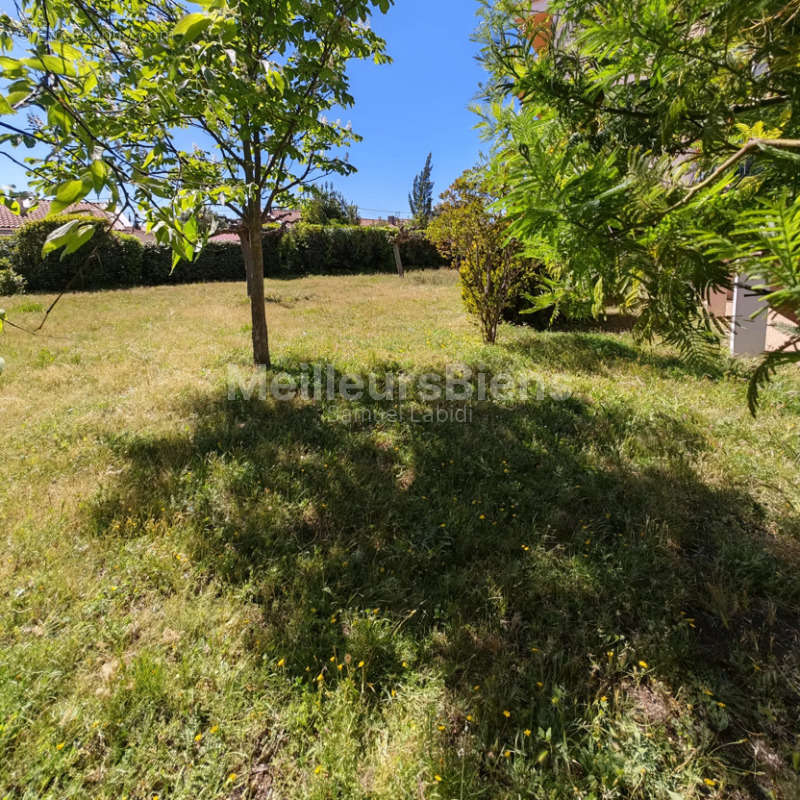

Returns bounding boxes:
[438,724,445,731]
[209,725,219,734]
[56,742,65,750]
[524,729,531,736]
[277,658,286,667]
[638,660,648,669]
[227,773,237,782]
[504,750,511,758]
[358,660,365,668]
[434,775,442,782]
[503,710,511,718]
[704,778,717,787]
[195,733,203,742]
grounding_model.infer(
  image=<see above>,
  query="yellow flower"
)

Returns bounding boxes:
[536,681,544,688]
[466,714,473,722]
[717,702,726,708]
[438,724,445,731]
[434,775,442,782]
[503,710,511,718]
[703,689,713,696]
[358,660,365,668]
[195,733,203,742]
[704,778,717,787]
[330,656,336,663]
[227,773,237,782]
[56,742,65,750]
[479,514,486,520]
[473,685,480,691]
[277,658,285,667]
[524,729,531,736]
[316,673,324,682]
[504,750,511,758]
[337,664,343,671]
[209,725,219,734]
[315,765,323,775]
[402,661,408,668]
[638,660,649,669]
[600,696,608,704]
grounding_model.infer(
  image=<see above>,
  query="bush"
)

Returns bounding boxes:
[396,230,447,270]
[0,267,26,295]
[6,219,447,292]
[275,224,445,276]
[12,216,143,292]
[0,236,26,295]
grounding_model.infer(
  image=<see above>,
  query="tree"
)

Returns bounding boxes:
[476,0,800,408]
[427,168,524,344]
[301,181,359,225]
[0,0,393,366]
[408,152,434,228]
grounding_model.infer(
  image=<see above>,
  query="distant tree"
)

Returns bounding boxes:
[408,153,434,228]
[301,182,359,225]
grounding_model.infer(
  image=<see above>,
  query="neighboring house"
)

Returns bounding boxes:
[359,215,408,228]
[707,281,799,357]
[0,199,132,236]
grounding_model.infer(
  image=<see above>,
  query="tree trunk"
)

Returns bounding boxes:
[241,215,270,366]
[393,243,404,278]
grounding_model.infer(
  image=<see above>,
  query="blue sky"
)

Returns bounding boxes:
[0,0,488,219]
[332,0,488,218]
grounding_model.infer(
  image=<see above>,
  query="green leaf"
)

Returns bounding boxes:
[49,177,92,215]
[21,54,77,77]
[89,160,109,192]
[172,13,212,42]
[41,218,97,259]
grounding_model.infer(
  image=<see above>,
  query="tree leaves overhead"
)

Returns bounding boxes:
[476,0,800,408]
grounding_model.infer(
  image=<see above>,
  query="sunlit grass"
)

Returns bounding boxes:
[1,272,799,798]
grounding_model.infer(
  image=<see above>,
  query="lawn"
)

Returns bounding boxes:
[1,271,800,799]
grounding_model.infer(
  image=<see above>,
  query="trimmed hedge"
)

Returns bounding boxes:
[11,217,447,292]
[13,216,143,292]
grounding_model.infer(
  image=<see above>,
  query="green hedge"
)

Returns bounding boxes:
[11,217,447,293]
[12,216,144,291]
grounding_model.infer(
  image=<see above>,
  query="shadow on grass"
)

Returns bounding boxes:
[88,375,800,796]
[504,329,724,379]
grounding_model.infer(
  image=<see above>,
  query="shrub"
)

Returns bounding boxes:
[0,268,26,295]
[12,216,143,292]
[0,236,26,295]
[428,169,530,344]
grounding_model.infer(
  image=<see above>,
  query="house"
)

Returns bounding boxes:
[707,281,799,357]
[0,199,133,236]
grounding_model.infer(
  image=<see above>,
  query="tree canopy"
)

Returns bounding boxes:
[0,0,393,364]
[477,0,800,410]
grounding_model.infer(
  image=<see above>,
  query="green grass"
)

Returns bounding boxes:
[1,271,800,799]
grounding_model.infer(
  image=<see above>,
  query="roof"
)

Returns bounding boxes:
[0,200,132,232]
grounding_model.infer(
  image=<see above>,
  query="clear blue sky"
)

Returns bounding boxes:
[332,0,487,218]
[0,0,487,219]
